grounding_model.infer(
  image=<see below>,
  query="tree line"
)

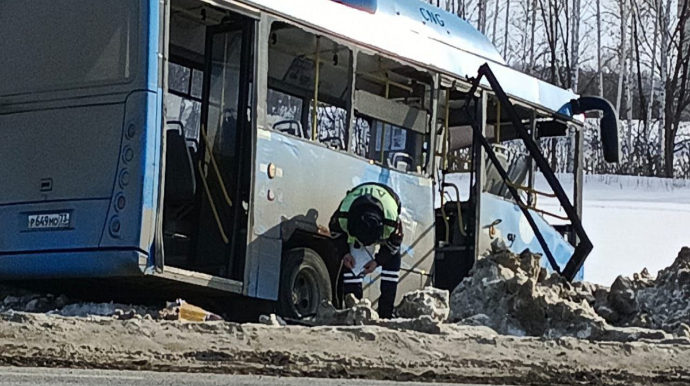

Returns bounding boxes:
[426,0,690,178]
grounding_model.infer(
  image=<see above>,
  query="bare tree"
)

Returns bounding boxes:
[503,0,511,59]
[633,10,654,173]
[658,0,672,165]
[663,0,690,177]
[597,0,603,97]
[538,0,564,87]
[615,0,630,114]
[529,0,538,73]
[625,9,634,152]
[491,0,500,44]
[570,0,582,92]
[458,0,467,19]
[646,0,661,166]
[478,0,488,33]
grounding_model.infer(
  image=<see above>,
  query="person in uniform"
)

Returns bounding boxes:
[329,182,403,318]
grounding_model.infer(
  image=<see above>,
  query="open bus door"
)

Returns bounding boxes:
[161,9,255,282]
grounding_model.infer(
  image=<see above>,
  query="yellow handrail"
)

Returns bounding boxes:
[505,179,557,198]
[200,124,233,208]
[355,72,414,94]
[495,100,501,143]
[517,201,570,221]
[196,163,230,244]
[441,89,450,243]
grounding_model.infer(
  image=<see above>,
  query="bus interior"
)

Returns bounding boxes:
[432,81,590,291]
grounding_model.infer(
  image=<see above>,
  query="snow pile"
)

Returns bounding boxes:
[594,247,690,336]
[450,249,605,338]
[394,287,450,322]
[309,293,447,334]
[259,313,288,326]
[449,249,675,341]
[0,287,210,321]
[312,295,380,326]
[0,287,70,314]
[56,302,160,320]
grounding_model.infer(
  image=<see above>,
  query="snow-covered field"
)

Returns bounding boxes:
[538,174,690,285]
[439,173,690,285]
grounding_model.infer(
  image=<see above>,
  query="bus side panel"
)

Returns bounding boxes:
[247,129,435,302]
[98,91,160,259]
[0,104,125,252]
[96,0,161,262]
[0,250,146,280]
[477,193,584,280]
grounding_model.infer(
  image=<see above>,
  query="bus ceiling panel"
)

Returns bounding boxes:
[356,53,419,82]
[170,2,225,25]
[267,60,349,104]
[189,0,260,19]
[169,17,207,58]
[354,90,427,134]
[241,0,578,115]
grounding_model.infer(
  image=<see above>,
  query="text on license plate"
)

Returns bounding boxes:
[28,213,71,230]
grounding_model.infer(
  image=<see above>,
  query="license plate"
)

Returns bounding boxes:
[28,213,71,230]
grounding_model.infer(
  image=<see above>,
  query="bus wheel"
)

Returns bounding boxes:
[278,248,332,319]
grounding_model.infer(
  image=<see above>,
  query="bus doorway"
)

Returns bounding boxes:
[163,3,255,281]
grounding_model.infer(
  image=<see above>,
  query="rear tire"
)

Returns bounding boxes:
[277,247,332,319]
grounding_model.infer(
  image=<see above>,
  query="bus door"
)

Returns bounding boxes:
[190,18,254,279]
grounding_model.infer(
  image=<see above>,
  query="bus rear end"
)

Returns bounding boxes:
[0,0,161,279]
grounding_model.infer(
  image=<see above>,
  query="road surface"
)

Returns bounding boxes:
[0,367,498,386]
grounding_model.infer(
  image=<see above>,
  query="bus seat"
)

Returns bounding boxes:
[484,144,509,195]
[273,120,305,138]
[388,152,414,172]
[498,155,529,199]
[165,125,196,205]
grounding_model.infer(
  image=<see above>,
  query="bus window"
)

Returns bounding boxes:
[267,22,352,150]
[353,116,427,174]
[308,102,348,150]
[353,116,372,157]
[267,88,306,138]
[352,53,433,174]
[0,0,139,96]
[166,62,203,147]
[372,121,426,173]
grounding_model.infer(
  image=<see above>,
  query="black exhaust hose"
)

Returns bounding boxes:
[570,96,621,163]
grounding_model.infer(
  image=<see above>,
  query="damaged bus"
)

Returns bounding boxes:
[0,0,619,318]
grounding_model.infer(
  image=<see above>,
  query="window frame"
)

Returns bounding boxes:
[261,16,438,177]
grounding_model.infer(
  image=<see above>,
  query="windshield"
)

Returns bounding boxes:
[0,0,139,97]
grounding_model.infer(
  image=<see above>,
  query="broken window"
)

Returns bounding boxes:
[266,22,352,150]
[166,61,203,147]
[351,53,432,174]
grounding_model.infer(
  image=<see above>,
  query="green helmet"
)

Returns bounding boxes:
[336,183,401,245]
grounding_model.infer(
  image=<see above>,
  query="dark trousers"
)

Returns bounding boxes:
[341,253,401,319]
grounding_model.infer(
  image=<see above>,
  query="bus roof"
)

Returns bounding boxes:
[239,0,579,117]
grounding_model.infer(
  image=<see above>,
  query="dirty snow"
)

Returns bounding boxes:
[2,311,690,385]
[449,246,690,343]
[2,247,690,384]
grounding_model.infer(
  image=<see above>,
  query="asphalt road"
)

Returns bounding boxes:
[0,367,499,386]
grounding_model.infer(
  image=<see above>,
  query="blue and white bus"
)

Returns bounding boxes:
[0,0,619,317]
